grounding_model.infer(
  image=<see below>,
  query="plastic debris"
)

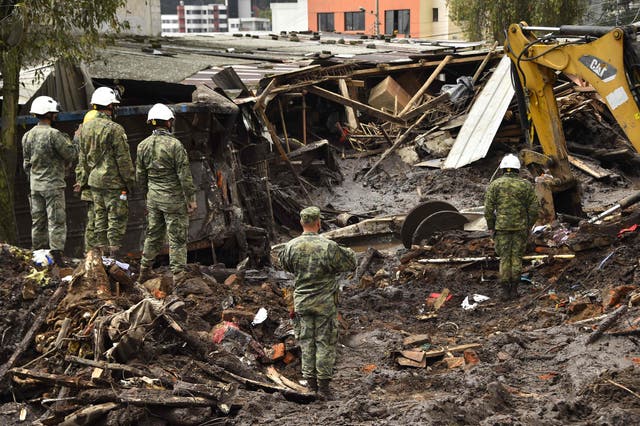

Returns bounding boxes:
[32,249,52,267]
[462,294,490,310]
[102,256,130,271]
[252,307,268,326]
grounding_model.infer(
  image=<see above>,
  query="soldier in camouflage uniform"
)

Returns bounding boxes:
[22,96,77,266]
[136,104,197,283]
[77,87,134,257]
[484,154,539,299]
[73,110,99,252]
[279,206,356,400]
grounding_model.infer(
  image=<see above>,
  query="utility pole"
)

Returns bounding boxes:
[375,0,380,36]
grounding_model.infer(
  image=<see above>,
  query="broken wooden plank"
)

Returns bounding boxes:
[433,288,450,312]
[59,402,119,426]
[424,343,482,358]
[400,350,426,363]
[0,284,67,380]
[362,112,432,179]
[338,78,358,130]
[586,304,628,344]
[401,92,450,121]
[417,254,575,263]
[402,334,431,347]
[306,85,406,126]
[9,368,97,389]
[396,356,426,368]
[78,388,215,407]
[399,55,452,117]
[472,41,499,84]
[256,106,312,202]
[351,55,490,77]
[568,154,611,179]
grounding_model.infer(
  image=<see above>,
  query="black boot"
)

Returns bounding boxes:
[317,379,335,401]
[306,377,318,393]
[509,282,519,298]
[138,266,157,283]
[50,250,66,267]
[500,282,511,300]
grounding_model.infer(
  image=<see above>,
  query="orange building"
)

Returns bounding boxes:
[307,0,459,39]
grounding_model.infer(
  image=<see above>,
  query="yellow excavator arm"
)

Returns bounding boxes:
[505,22,640,216]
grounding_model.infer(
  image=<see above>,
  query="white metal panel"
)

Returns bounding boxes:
[443,55,514,169]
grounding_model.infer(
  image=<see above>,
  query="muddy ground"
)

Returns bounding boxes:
[2,144,640,425]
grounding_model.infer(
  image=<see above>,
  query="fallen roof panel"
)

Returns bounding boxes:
[443,55,514,169]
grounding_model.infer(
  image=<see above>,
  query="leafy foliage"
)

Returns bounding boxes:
[446,0,589,41]
[0,0,126,243]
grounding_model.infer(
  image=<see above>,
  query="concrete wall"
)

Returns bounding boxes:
[118,0,162,37]
[271,0,309,33]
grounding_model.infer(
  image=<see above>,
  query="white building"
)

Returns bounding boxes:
[271,0,308,33]
[161,1,229,34]
[228,17,272,33]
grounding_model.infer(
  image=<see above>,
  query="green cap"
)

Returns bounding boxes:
[300,206,321,223]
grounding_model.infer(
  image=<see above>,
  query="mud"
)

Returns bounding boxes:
[3,143,640,424]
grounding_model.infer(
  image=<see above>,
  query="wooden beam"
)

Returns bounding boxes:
[362,112,433,179]
[338,79,358,130]
[472,41,499,84]
[399,55,452,117]
[256,107,312,202]
[306,85,406,125]
[351,55,493,77]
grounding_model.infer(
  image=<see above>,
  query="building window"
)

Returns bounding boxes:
[433,8,438,22]
[318,12,335,32]
[385,9,410,36]
[344,11,364,31]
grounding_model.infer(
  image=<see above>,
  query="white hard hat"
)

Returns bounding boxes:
[499,153,521,169]
[147,103,175,122]
[90,87,120,107]
[29,96,59,115]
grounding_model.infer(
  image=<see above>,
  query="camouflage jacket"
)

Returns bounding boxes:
[77,111,134,191]
[22,123,76,191]
[484,171,539,231]
[279,232,356,314]
[135,128,196,209]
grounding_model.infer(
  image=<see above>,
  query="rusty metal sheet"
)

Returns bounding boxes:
[443,56,514,169]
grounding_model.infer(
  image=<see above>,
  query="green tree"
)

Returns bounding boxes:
[447,0,589,42]
[0,0,126,243]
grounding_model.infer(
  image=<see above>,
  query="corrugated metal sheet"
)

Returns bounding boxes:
[443,56,514,169]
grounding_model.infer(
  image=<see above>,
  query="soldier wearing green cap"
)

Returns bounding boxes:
[279,206,356,401]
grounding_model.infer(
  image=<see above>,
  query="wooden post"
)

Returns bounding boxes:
[338,79,358,130]
[472,41,499,85]
[302,93,307,145]
[399,55,453,117]
[278,98,290,152]
[256,107,312,202]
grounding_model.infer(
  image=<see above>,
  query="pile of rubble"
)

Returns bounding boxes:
[0,246,317,424]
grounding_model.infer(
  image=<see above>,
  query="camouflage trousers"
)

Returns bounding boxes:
[92,188,128,248]
[494,230,528,284]
[29,189,66,251]
[298,307,338,380]
[141,203,188,274]
[84,201,95,252]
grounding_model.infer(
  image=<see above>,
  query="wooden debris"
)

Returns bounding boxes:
[586,304,628,344]
[433,288,450,312]
[396,356,426,368]
[402,334,431,347]
[9,367,97,389]
[0,283,67,380]
[400,350,426,363]
[306,85,406,125]
[59,402,119,426]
